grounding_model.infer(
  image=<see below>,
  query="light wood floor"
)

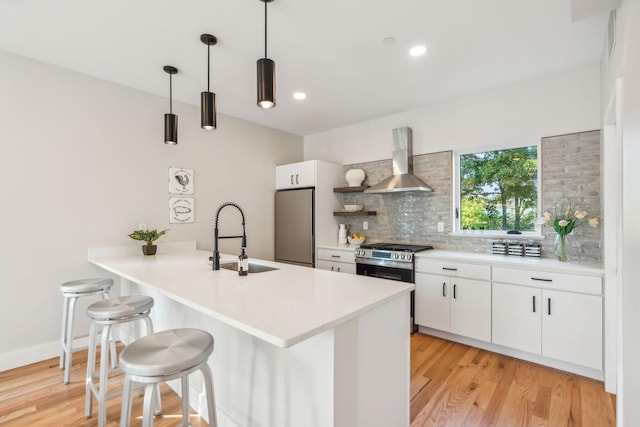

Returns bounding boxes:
[410,333,616,427]
[0,335,616,426]
[0,346,209,426]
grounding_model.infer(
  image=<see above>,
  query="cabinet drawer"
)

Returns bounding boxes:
[317,248,354,263]
[493,266,602,295]
[415,259,490,281]
[317,260,356,274]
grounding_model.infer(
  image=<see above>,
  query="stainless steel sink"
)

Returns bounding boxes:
[219,262,278,273]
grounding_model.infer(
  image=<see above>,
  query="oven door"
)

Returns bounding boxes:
[355,261,414,282]
[356,259,416,333]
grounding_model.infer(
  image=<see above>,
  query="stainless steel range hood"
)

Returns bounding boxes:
[364,127,433,194]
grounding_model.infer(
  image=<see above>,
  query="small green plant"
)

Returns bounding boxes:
[128,229,168,246]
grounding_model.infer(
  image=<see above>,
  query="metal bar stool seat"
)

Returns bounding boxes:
[119,328,217,427]
[59,277,114,384]
[85,295,155,427]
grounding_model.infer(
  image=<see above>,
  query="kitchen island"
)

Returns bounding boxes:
[88,242,413,427]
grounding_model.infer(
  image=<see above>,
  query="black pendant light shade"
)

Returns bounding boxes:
[257,58,276,109]
[164,113,178,145]
[163,65,178,145]
[200,34,218,130]
[257,0,276,109]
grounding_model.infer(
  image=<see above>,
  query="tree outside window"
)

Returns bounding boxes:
[459,146,538,232]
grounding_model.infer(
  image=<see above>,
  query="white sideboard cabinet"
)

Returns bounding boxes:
[415,259,492,342]
[316,247,356,274]
[492,266,602,370]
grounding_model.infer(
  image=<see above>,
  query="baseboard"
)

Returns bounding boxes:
[0,336,90,372]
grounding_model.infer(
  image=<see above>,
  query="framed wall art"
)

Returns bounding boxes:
[169,167,194,194]
[169,197,194,223]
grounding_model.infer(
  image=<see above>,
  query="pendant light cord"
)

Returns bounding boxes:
[169,73,173,114]
[207,44,211,92]
[264,0,268,58]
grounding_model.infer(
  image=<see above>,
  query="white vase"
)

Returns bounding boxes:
[345,169,365,187]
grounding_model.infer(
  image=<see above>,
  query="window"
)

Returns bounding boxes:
[456,144,539,234]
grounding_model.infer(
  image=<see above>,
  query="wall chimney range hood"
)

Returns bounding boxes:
[364,127,433,194]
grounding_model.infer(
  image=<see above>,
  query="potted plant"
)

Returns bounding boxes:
[128,229,168,255]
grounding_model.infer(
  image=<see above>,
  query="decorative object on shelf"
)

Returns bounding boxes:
[347,234,365,245]
[169,167,194,194]
[169,197,194,223]
[535,198,600,261]
[524,243,541,257]
[128,228,169,255]
[344,204,363,212]
[257,0,276,109]
[507,242,524,256]
[200,33,218,130]
[492,241,507,255]
[163,65,179,145]
[345,168,366,187]
[338,223,349,244]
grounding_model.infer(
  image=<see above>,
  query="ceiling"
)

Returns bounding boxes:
[0,0,610,136]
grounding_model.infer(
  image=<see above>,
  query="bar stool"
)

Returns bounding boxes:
[59,277,114,384]
[119,328,217,427]
[85,295,155,427]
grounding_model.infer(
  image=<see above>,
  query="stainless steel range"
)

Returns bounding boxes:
[355,243,433,333]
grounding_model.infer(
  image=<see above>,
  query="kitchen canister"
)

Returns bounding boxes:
[345,168,365,187]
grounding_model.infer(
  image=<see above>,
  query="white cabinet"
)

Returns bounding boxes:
[415,260,491,342]
[492,266,602,370]
[317,248,355,274]
[276,161,316,189]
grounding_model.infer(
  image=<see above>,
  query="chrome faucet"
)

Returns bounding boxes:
[212,202,247,270]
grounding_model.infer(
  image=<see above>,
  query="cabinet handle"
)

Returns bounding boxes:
[442,282,446,297]
[442,267,458,271]
[290,174,294,185]
[532,295,536,313]
[296,174,299,184]
[331,255,341,259]
[547,298,551,315]
[531,277,552,282]
[453,284,457,299]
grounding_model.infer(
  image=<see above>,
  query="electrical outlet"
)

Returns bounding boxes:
[363,221,368,230]
[138,223,147,231]
[437,222,444,232]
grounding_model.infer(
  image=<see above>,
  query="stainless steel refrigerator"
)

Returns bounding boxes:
[275,188,315,267]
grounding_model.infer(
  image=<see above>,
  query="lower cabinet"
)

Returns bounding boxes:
[316,247,355,274]
[492,278,602,370]
[415,272,491,342]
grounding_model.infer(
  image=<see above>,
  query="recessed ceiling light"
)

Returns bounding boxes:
[383,37,396,45]
[409,45,427,57]
[293,92,306,100]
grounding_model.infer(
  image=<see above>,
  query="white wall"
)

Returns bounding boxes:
[304,63,600,163]
[601,2,640,425]
[0,50,302,369]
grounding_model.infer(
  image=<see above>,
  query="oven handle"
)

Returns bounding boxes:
[355,258,414,270]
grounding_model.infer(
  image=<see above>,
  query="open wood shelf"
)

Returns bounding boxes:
[333,211,377,216]
[333,185,369,193]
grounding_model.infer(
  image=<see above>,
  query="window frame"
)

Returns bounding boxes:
[452,141,543,238]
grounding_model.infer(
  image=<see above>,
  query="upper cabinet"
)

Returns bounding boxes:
[276,161,316,189]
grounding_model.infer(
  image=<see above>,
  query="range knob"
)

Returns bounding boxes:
[394,253,400,259]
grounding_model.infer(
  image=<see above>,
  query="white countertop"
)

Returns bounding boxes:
[89,247,413,348]
[415,250,604,275]
[316,244,603,275]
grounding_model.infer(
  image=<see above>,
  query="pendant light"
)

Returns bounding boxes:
[163,65,178,145]
[200,34,218,130]
[257,0,276,109]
